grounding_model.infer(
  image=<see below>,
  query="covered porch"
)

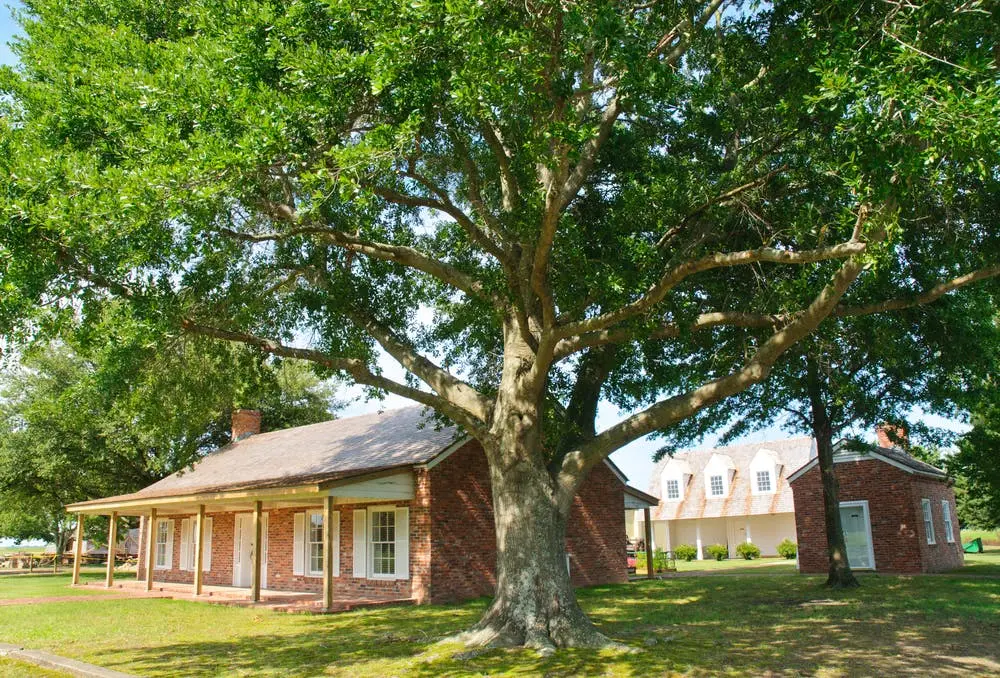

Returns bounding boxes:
[66,467,418,611]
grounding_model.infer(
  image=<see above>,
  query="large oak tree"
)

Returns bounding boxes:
[2,0,998,649]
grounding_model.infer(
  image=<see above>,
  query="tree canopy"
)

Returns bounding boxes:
[2,0,998,649]
[0,320,341,550]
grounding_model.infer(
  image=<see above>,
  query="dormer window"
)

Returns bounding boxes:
[661,456,693,502]
[665,479,680,500]
[750,448,781,496]
[756,470,772,493]
[704,453,735,498]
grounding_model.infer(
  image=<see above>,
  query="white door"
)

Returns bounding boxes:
[233,514,268,588]
[839,502,874,570]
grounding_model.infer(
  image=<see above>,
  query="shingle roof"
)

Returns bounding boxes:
[649,437,814,521]
[73,407,459,505]
[823,439,948,478]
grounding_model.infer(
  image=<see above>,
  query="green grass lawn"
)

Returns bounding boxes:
[955,545,1000,576]
[1,567,998,677]
[0,657,73,678]
[0,570,110,600]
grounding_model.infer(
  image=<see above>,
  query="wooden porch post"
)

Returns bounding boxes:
[71,514,85,585]
[105,511,118,588]
[144,508,157,591]
[323,495,335,610]
[644,507,655,580]
[251,501,263,603]
[194,504,206,596]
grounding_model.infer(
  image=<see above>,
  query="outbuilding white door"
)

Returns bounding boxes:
[839,501,875,570]
[233,513,268,588]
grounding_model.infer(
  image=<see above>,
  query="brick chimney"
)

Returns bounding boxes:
[876,424,907,450]
[231,409,262,442]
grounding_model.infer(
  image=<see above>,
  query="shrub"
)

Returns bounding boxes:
[735,542,761,560]
[652,548,670,572]
[777,538,798,559]
[674,544,697,561]
[706,543,728,561]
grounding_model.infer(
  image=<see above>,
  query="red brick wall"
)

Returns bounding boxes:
[791,459,962,574]
[426,441,628,604]
[911,477,964,572]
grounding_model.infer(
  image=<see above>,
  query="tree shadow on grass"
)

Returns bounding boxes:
[86,575,1000,677]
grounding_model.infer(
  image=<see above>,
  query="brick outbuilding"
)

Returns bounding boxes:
[788,436,963,574]
[67,407,646,607]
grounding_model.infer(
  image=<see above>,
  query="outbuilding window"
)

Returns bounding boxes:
[665,479,680,500]
[941,500,955,544]
[709,475,724,497]
[921,498,936,545]
[756,470,772,493]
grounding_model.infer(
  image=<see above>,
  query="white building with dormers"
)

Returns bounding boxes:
[631,437,815,560]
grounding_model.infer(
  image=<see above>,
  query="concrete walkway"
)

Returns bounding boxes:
[0,642,136,678]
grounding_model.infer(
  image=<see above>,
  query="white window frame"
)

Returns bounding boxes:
[921,498,936,545]
[709,474,725,497]
[755,470,772,494]
[664,478,680,501]
[154,518,172,570]
[306,509,324,578]
[941,500,955,544]
[368,506,397,580]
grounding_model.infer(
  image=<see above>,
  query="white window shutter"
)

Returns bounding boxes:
[332,510,341,577]
[395,507,409,580]
[165,519,175,570]
[292,512,305,576]
[202,517,213,572]
[353,509,367,578]
[180,519,191,571]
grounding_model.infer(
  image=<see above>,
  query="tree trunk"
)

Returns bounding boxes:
[454,318,618,652]
[459,452,612,652]
[806,357,859,589]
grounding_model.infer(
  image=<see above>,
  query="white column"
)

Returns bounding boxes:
[746,521,753,543]
[664,520,673,553]
[695,523,703,560]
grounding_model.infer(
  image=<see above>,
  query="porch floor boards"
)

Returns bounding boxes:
[77,580,415,614]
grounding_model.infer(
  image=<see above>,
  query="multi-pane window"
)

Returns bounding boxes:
[709,474,724,497]
[155,519,170,569]
[921,498,936,545]
[370,510,396,576]
[308,512,324,576]
[665,479,680,500]
[941,500,955,543]
[756,470,772,493]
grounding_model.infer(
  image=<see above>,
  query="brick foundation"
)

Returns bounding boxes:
[791,458,964,574]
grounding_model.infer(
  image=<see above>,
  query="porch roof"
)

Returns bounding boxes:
[68,407,457,513]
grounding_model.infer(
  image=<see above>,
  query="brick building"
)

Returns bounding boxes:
[788,430,964,574]
[67,407,650,607]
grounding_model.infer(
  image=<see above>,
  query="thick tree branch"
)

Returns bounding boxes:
[342,308,494,423]
[219,223,492,304]
[558,240,868,340]
[479,119,519,211]
[553,311,780,360]
[832,265,1000,317]
[179,319,488,437]
[554,245,873,505]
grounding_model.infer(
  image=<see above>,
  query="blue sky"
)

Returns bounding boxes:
[1,2,21,68]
